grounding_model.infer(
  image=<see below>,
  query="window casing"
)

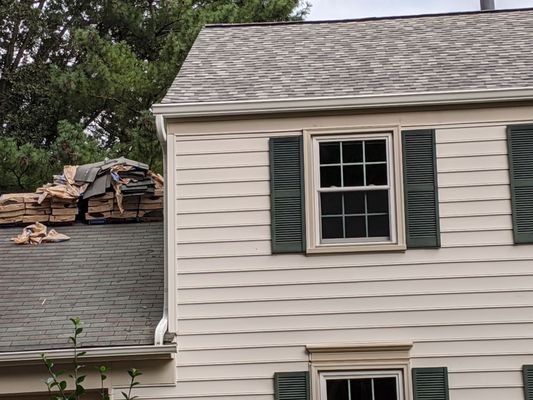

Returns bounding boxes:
[304,127,406,253]
[320,370,404,400]
[307,343,412,400]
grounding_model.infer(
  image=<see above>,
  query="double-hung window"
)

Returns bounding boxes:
[318,137,392,242]
[304,128,405,253]
[321,371,403,400]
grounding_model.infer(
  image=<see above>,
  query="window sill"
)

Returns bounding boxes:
[306,242,406,254]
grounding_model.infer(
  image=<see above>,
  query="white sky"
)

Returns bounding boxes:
[307,0,533,20]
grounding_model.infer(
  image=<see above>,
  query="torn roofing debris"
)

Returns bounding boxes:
[75,157,155,199]
[11,222,70,245]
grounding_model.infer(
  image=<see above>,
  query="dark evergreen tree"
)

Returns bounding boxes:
[0,0,309,191]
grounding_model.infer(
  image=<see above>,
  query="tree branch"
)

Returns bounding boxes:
[12,0,46,69]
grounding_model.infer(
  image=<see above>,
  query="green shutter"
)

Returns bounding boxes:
[269,136,305,253]
[274,371,309,400]
[402,129,440,248]
[412,367,449,400]
[523,365,533,400]
[507,125,533,244]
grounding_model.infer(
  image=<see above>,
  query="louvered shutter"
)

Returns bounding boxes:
[402,130,440,248]
[412,367,449,400]
[269,136,306,253]
[274,371,309,400]
[507,125,533,243]
[523,365,533,399]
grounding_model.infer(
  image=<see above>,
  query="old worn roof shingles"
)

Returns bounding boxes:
[0,222,163,352]
[162,8,533,104]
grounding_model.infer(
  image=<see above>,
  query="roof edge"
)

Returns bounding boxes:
[152,87,533,119]
[205,7,533,28]
[0,344,177,365]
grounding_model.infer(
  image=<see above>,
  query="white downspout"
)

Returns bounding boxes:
[154,114,169,345]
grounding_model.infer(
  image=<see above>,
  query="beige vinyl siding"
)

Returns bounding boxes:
[141,106,533,400]
[436,126,513,250]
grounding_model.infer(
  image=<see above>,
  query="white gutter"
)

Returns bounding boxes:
[0,344,177,365]
[154,114,169,346]
[151,87,533,118]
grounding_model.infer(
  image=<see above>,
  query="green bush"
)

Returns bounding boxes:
[42,318,142,400]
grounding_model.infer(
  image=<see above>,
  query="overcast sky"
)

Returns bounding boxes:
[307,0,533,20]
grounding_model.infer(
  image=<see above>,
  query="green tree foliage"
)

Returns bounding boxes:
[0,0,309,192]
[0,121,106,191]
[0,137,50,191]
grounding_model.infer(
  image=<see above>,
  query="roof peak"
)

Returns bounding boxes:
[205,6,533,28]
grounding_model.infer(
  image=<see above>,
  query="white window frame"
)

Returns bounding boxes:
[319,370,405,400]
[314,134,396,244]
[304,126,406,254]
[307,343,413,400]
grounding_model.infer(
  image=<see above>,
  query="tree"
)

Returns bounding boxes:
[0,121,107,191]
[0,0,309,192]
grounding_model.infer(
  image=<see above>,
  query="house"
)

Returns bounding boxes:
[149,6,533,400]
[0,222,176,398]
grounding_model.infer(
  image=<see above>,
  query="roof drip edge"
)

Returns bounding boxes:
[0,344,177,365]
[152,87,533,118]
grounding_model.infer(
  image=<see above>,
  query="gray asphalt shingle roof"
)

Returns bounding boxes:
[161,9,533,104]
[0,222,163,352]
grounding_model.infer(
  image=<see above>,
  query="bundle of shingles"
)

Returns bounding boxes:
[138,173,164,221]
[0,193,52,224]
[36,165,85,223]
[79,157,164,222]
[0,169,81,226]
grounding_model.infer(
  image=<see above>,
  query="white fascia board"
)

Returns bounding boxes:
[151,87,533,118]
[0,344,177,365]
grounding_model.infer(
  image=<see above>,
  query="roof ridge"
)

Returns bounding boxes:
[205,7,533,28]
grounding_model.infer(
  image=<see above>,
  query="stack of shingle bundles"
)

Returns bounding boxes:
[49,197,78,224]
[77,157,151,196]
[137,172,163,221]
[22,194,52,223]
[138,187,163,221]
[118,168,155,197]
[0,194,52,225]
[110,195,139,221]
[0,194,28,224]
[78,157,162,223]
[84,192,139,221]
[36,165,83,224]
[84,192,114,221]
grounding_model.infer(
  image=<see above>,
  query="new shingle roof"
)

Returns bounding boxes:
[161,8,533,104]
[0,222,163,352]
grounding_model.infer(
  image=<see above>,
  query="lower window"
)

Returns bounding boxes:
[320,371,403,400]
